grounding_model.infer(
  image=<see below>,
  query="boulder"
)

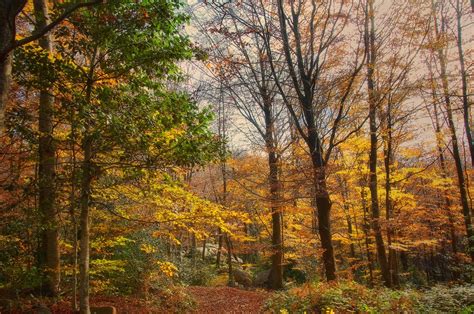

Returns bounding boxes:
[91,306,117,314]
[253,269,271,287]
[232,268,252,288]
[32,304,51,314]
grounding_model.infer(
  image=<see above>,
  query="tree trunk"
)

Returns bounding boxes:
[432,1,474,260]
[0,0,27,134]
[202,238,207,260]
[69,110,78,311]
[455,0,474,167]
[78,46,98,314]
[191,233,197,265]
[366,0,391,287]
[79,135,92,314]
[79,134,92,314]
[225,235,234,286]
[34,0,60,297]
[0,52,11,134]
[339,176,356,261]
[216,228,223,268]
[361,185,374,286]
[383,101,399,287]
[263,101,283,290]
[431,81,458,255]
[311,155,336,281]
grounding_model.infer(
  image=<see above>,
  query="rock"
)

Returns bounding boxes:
[284,264,306,284]
[232,256,243,264]
[32,304,52,314]
[91,306,117,314]
[232,268,252,288]
[253,269,271,287]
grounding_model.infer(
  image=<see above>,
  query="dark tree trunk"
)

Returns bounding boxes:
[0,0,27,134]
[225,235,234,286]
[34,0,60,297]
[78,47,97,314]
[263,100,284,290]
[366,0,391,287]
[311,152,336,281]
[202,238,207,260]
[361,186,374,286]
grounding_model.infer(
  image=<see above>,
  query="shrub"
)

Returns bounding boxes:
[416,284,474,313]
[178,258,218,286]
[265,281,474,313]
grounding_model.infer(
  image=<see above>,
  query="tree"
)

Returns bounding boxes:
[365,0,391,287]
[197,1,291,288]
[33,0,60,296]
[43,1,216,311]
[0,0,103,134]
[264,0,366,280]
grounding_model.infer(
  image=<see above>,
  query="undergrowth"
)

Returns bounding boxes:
[265,281,474,313]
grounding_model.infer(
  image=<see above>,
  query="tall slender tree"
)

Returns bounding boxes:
[33,0,60,296]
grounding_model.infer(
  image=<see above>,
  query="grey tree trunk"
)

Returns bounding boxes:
[33,0,60,297]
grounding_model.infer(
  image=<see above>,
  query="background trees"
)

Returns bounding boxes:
[189,0,473,286]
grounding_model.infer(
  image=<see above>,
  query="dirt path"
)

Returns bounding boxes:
[186,286,270,313]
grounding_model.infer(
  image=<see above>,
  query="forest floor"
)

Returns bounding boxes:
[4,286,270,313]
[186,286,270,313]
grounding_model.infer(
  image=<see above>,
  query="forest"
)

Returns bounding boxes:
[0,0,473,313]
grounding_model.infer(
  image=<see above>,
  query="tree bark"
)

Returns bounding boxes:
[79,134,92,314]
[366,0,391,287]
[361,185,374,286]
[78,47,97,314]
[264,101,283,290]
[0,0,26,134]
[202,238,207,260]
[33,0,60,297]
[382,101,399,287]
[225,235,234,286]
[311,152,336,281]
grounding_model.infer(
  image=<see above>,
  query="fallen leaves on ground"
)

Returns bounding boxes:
[186,286,270,314]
